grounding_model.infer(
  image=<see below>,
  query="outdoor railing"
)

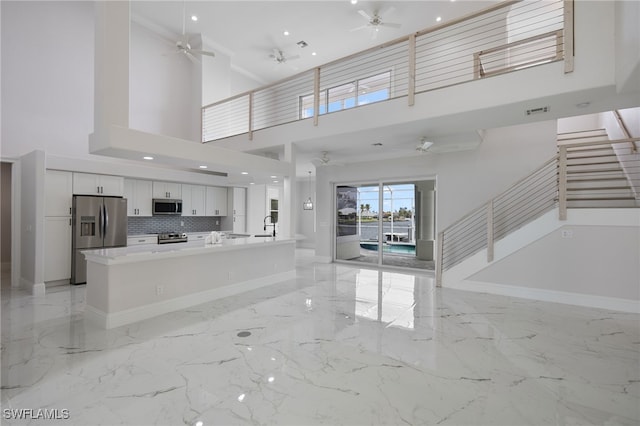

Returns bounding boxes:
[435,137,640,286]
[202,0,572,143]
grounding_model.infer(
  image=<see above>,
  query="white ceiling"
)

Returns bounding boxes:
[131,1,497,85]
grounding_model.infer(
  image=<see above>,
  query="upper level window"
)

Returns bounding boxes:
[300,70,391,119]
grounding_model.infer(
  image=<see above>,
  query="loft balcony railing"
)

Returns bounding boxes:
[202,0,573,143]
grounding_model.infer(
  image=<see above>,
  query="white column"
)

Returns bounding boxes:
[94,1,130,135]
[282,143,297,238]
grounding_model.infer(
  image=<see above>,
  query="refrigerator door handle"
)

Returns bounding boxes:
[98,204,104,238]
[104,204,109,237]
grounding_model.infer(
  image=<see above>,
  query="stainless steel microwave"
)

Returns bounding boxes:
[152,199,182,215]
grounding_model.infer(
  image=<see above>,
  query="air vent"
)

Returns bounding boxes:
[296,40,308,48]
[526,106,550,116]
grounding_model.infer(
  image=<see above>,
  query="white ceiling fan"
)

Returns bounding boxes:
[416,137,434,153]
[351,6,401,40]
[269,48,300,64]
[169,0,215,63]
[311,151,344,167]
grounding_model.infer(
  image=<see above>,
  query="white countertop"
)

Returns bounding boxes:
[84,235,296,265]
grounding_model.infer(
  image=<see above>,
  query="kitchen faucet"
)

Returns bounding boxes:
[263,215,276,237]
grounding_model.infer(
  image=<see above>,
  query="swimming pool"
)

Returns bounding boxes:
[360,242,416,255]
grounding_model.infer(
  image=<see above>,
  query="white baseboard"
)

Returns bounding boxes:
[85,270,297,329]
[20,277,45,296]
[449,279,640,314]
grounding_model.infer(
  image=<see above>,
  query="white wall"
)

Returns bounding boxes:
[129,21,200,141]
[470,225,640,301]
[296,176,316,248]
[615,0,640,93]
[1,0,94,159]
[313,120,558,259]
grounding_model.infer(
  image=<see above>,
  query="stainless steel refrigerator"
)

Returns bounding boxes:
[71,195,127,284]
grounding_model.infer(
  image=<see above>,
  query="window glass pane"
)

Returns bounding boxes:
[299,92,326,119]
[327,82,356,113]
[358,71,391,106]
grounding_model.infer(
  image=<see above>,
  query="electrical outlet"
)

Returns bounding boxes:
[181,221,184,226]
[561,229,573,239]
[156,285,164,296]
[216,220,219,225]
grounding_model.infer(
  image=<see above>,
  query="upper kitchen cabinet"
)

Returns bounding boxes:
[153,181,182,199]
[124,179,153,216]
[73,173,124,197]
[205,186,228,216]
[45,170,73,216]
[182,184,206,217]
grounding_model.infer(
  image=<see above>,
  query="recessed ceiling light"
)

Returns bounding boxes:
[250,182,255,185]
[241,171,249,175]
[270,175,277,178]
[576,101,591,108]
[351,0,358,4]
[312,52,317,56]
[199,165,207,169]
[436,16,442,22]
[283,30,290,36]
[191,15,198,22]
[143,156,153,160]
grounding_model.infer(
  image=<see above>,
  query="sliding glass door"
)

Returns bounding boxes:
[335,180,436,270]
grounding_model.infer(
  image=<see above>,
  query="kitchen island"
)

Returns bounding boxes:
[83,235,296,328]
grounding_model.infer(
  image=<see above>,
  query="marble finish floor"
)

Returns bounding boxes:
[1,252,639,425]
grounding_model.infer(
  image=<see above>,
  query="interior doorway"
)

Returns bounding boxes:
[334,179,436,270]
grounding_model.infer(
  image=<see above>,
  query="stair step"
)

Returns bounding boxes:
[568,199,639,208]
[566,157,620,166]
[566,165,624,174]
[566,172,628,180]
[567,189,633,197]
[567,183,631,191]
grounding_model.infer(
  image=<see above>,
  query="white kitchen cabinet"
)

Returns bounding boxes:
[205,186,228,216]
[44,216,72,282]
[45,170,73,217]
[124,179,153,216]
[73,172,124,196]
[153,181,182,199]
[232,187,246,233]
[127,236,157,246]
[182,184,206,216]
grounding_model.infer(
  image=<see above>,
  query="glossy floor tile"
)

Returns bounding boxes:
[1,251,639,425]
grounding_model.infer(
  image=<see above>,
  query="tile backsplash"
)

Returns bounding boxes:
[128,216,221,235]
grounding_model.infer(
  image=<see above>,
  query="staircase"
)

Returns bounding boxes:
[436,134,640,287]
[559,130,639,208]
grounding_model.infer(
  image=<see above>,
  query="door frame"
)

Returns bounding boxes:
[331,174,438,271]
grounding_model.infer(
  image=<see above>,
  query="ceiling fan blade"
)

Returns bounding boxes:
[380,22,402,29]
[350,24,369,32]
[190,49,215,57]
[184,51,200,64]
[357,9,372,21]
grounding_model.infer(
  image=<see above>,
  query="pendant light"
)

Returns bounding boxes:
[303,171,314,210]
